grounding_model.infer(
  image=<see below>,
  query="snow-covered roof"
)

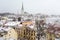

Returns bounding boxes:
[18,24,23,27]
[5,21,20,27]
[0,20,7,25]
[0,27,11,31]
[0,37,4,40]
[54,23,60,28]
[28,25,34,29]
[0,21,4,25]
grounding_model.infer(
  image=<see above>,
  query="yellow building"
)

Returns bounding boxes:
[0,27,18,40]
[22,21,33,26]
[15,25,36,40]
[46,32,55,40]
[45,29,55,40]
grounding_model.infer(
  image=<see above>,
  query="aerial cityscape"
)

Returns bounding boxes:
[0,0,60,40]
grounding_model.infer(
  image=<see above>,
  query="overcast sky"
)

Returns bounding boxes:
[0,0,60,15]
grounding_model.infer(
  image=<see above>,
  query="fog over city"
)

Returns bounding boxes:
[0,0,60,15]
[1,0,60,40]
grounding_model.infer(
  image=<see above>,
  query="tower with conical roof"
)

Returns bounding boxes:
[21,2,24,15]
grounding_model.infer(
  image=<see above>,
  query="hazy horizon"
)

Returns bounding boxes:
[0,0,60,15]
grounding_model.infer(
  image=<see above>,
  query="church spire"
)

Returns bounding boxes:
[22,3,24,11]
[21,2,24,14]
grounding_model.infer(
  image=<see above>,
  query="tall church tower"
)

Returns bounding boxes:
[21,3,24,15]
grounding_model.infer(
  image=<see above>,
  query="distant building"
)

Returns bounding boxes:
[0,27,18,40]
